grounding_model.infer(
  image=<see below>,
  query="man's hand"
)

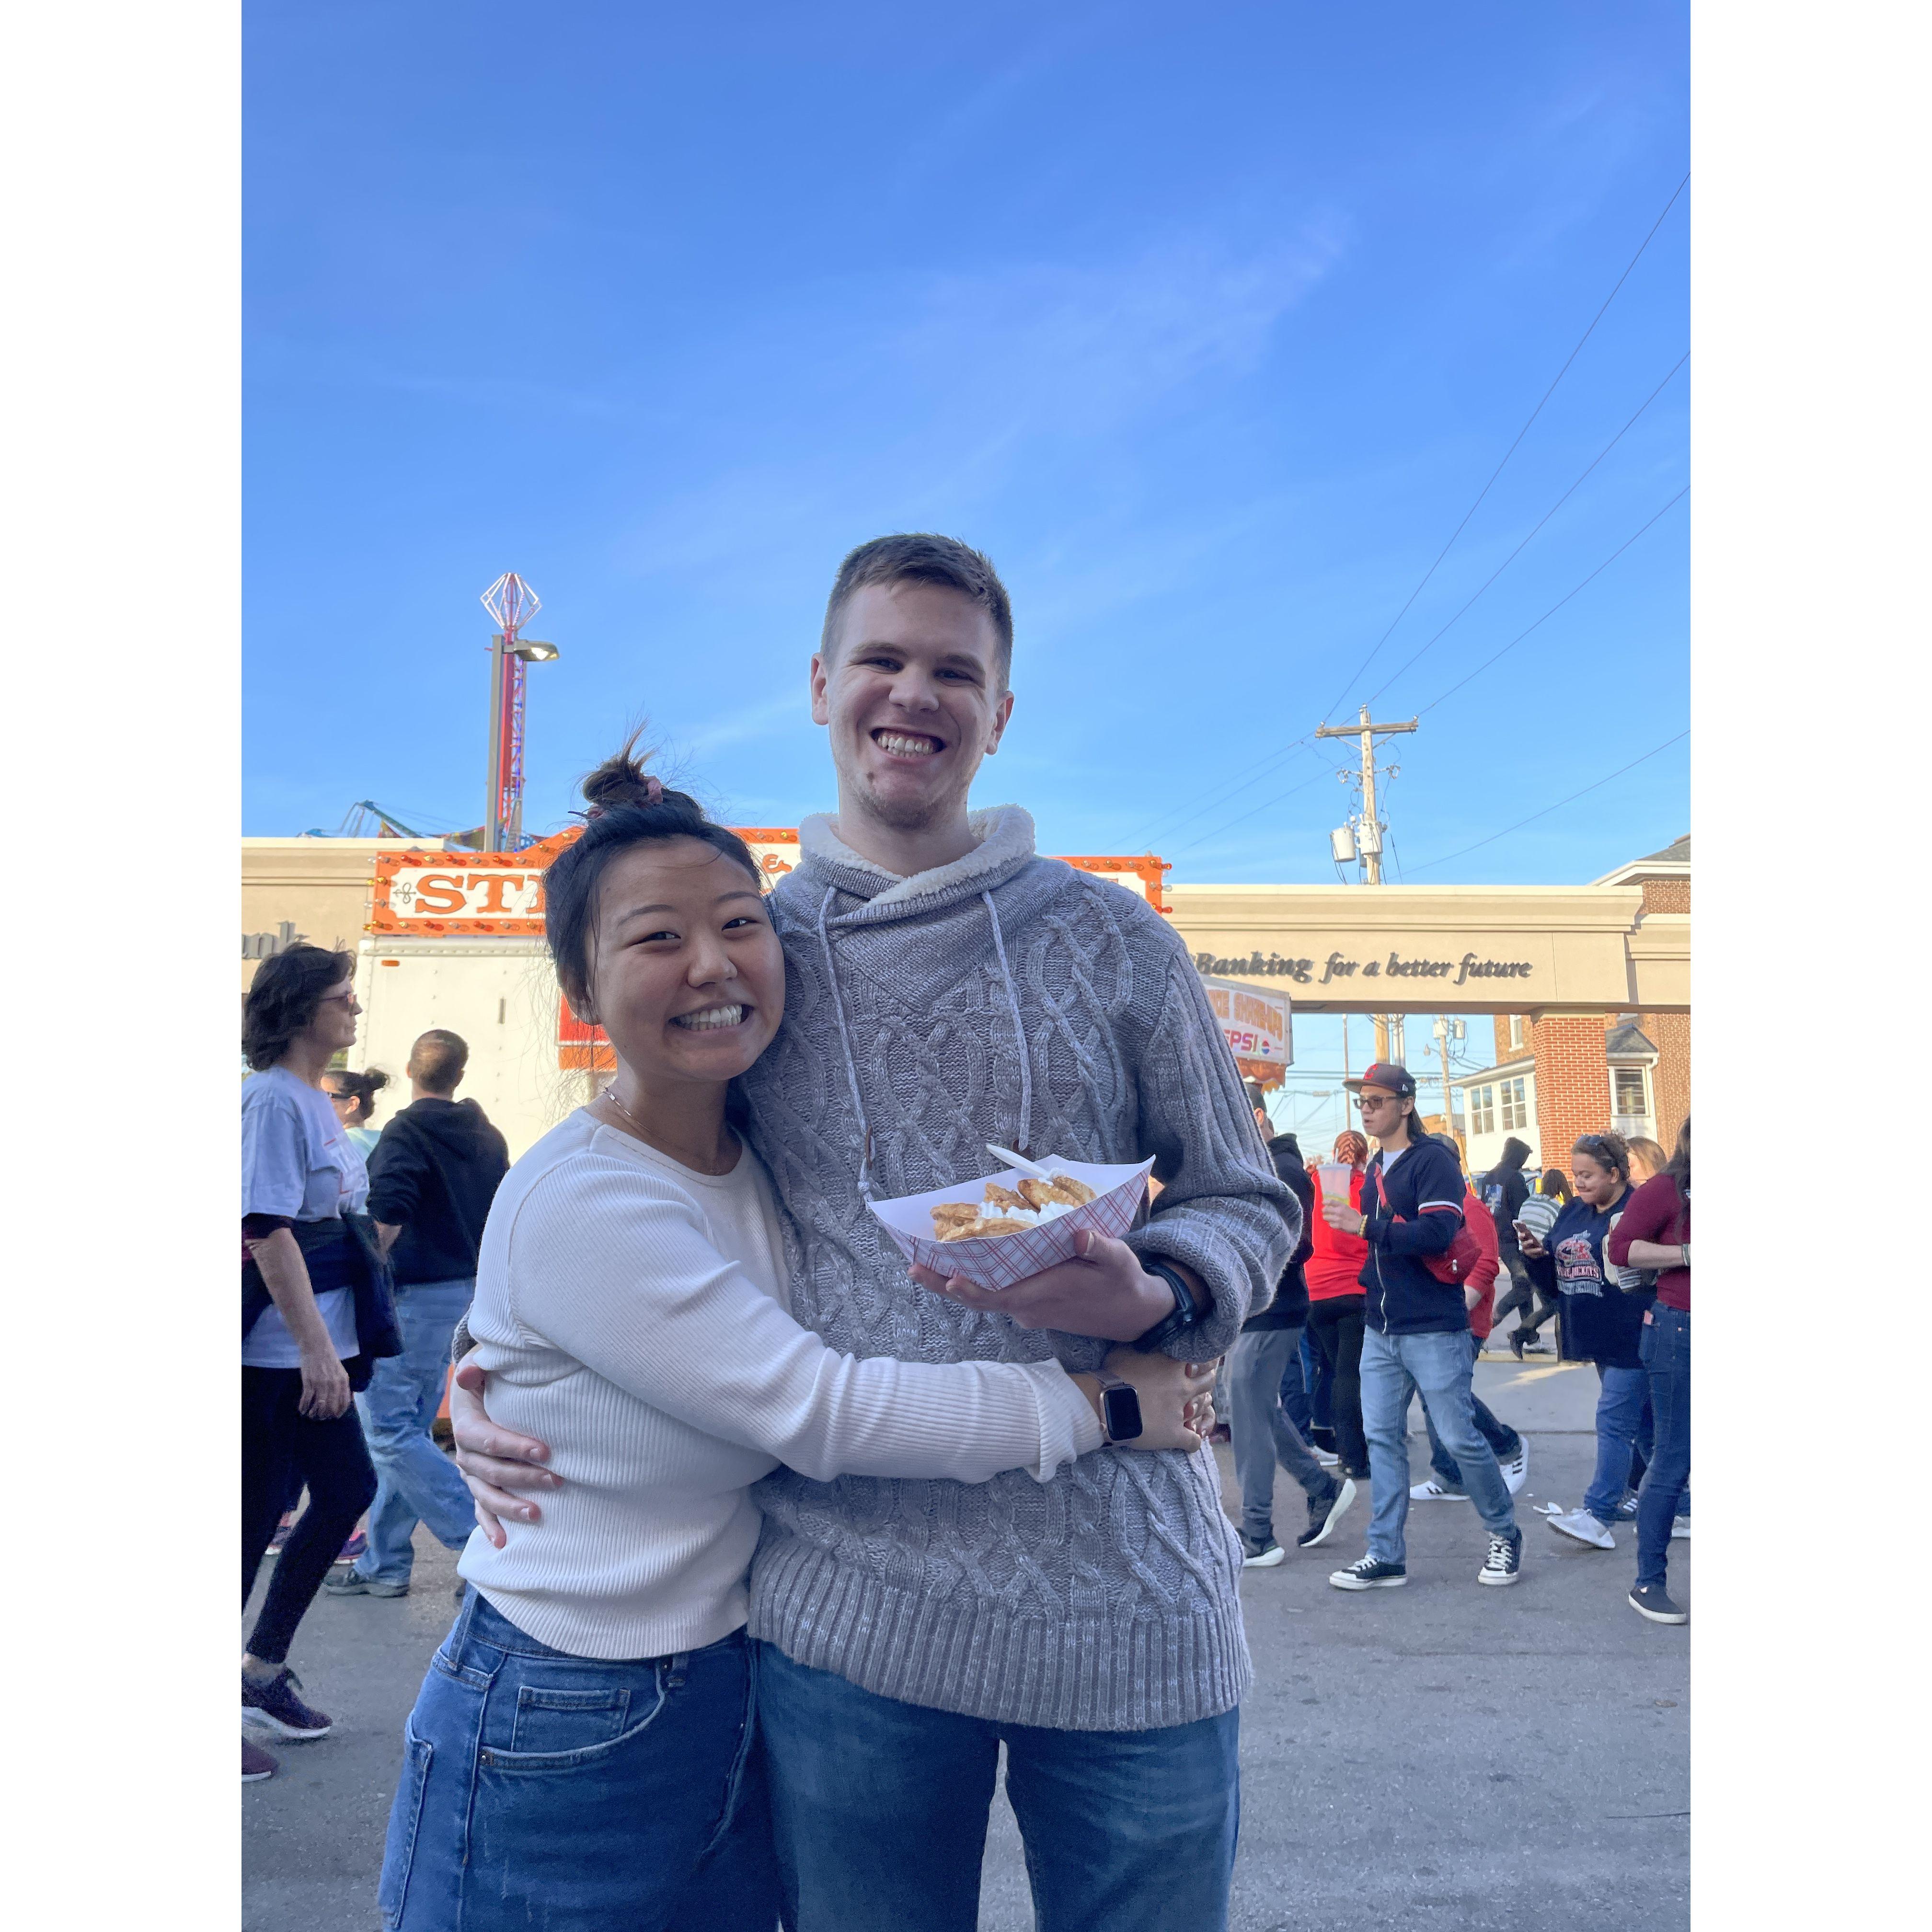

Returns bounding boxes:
[448,1355,561,1549]
[297,1344,352,1421]
[909,1230,1182,1341]
[1322,1196,1366,1236]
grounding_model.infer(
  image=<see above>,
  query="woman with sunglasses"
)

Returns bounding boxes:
[1516,1131,1653,1553]
[241,946,398,1781]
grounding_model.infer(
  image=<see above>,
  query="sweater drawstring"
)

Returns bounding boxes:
[816,887,877,1201]
[982,891,1033,1160]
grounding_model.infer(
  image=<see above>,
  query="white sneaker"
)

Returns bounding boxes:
[1671,1516,1690,1540]
[1499,1446,1529,1496]
[1411,1480,1470,1501]
[1546,1507,1615,1550]
[1311,1446,1341,1468]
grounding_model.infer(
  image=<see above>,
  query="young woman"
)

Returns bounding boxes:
[1608,1117,1690,1624]
[242,947,398,1782]
[324,1066,390,1157]
[378,750,1209,1932]
[1518,1132,1652,1552]
[1303,1130,1372,1484]
[1539,1168,1573,1204]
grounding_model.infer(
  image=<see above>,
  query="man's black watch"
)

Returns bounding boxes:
[1133,1259,1203,1352]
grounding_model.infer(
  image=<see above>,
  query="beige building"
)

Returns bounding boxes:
[241,831,1689,1163]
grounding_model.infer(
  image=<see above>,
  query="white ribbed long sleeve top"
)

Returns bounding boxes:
[459,1110,1103,1660]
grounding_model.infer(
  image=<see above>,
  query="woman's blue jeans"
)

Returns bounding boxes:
[379,1592,779,1931]
[1635,1306,1690,1588]
[1582,1363,1651,1524]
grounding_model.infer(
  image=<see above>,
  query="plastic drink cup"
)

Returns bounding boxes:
[1316,1163,1352,1206]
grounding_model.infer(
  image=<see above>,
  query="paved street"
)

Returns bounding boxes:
[244,1352,1687,1931]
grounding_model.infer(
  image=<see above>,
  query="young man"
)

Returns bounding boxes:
[1320,1063,1523,1591]
[450,534,1294,1932]
[327,1030,508,1601]
[1484,1135,1553,1357]
[1412,1161,1530,1502]
[1227,1108,1356,1566]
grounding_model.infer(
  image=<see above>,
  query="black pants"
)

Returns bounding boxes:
[242,1365,377,1666]
[1492,1252,1559,1339]
[1305,1296,1369,1479]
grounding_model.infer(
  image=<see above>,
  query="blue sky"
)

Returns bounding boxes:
[245,0,1688,924]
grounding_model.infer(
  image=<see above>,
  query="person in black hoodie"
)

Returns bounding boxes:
[1322,1064,1523,1592]
[1226,1104,1358,1565]
[1484,1137,1554,1357]
[326,1029,510,1600]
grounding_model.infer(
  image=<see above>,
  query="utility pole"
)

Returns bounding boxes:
[1319,705,1417,1062]
[1432,1015,1465,1163]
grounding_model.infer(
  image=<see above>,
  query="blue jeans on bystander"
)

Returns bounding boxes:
[756,1642,1241,1932]
[1359,1325,1515,1564]
[379,1592,778,1932]
[1635,1305,1690,1588]
[353,1277,481,1587]
[1424,1333,1523,1489]
[1582,1362,1650,1524]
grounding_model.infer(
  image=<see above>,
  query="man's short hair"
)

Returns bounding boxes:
[410,1029,468,1092]
[820,533,1014,690]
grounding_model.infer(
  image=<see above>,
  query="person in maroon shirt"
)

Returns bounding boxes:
[1607,1116,1690,1622]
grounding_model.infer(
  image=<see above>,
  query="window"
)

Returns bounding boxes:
[1507,1015,1525,1050]
[1469,1085,1495,1136]
[1501,1077,1528,1130]
[1612,1067,1650,1119]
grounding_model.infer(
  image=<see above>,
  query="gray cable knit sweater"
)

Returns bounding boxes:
[740,806,1296,1731]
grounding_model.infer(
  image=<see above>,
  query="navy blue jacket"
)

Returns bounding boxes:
[1523,1191,1652,1369]
[1357,1135,1470,1335]
[1243,1135,1315,1331]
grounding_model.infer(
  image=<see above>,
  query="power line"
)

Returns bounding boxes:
[1403,730,1689,875]
[1415,486,1689,715]
[1132,736,1316,848]
[1359,351,1689,710]
[1165,765,1335,861]
[1318,172,1690,724]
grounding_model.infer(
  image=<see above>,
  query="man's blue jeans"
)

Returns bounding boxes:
[1582,1362,1650,1525]
[1230,1326,1334,1542]
[380,1592,777,1931]
[1635,1306,1690,1587]
[1359,1325,1515,1563]
[353,1278,479,1585]
[756,1642,1241,1932]
[1425,1334,1523,1489]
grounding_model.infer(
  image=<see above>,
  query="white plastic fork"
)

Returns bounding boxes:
[984,1143,1055,1180]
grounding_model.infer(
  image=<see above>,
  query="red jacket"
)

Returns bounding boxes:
[1463,1184,1501,1340]
[1306,1167,1370,1300]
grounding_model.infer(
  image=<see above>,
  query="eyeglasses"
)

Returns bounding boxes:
[1354,1092,1401,1109]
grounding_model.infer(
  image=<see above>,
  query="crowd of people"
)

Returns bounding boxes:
[240,533,1690,1932]
[1226,1072,1691,1625]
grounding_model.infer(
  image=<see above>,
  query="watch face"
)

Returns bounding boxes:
[1102,1384,1144,1443]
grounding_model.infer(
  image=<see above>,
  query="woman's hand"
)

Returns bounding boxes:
[448,1357,562,1548]
[297,1344,352,1421]
[1322,1196,1365,1236]
[1515,1224,1546,1260]
[1077,1348,1218,1452]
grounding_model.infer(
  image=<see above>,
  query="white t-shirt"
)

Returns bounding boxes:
[460,1109,1104,1659]
[241,1065,368,1367]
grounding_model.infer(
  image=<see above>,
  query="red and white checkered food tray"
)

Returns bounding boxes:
[869,1158,1155,1291]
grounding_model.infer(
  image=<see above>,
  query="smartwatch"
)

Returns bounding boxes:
[1095,1372,1144,1443]
[1133,1260,1202,1353]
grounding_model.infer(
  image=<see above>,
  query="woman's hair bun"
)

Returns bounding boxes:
[580,732,669,815]
[365,1068,391,1095]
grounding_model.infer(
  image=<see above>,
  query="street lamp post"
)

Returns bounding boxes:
[480,573,561,852]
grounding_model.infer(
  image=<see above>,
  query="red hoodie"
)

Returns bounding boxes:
[1463,1183,1502,1340]
[1305,1167,1370,1300]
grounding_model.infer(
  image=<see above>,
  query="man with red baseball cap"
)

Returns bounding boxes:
[1320,1064,1523,1590]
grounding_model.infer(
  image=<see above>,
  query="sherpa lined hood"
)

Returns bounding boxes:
[786,805,1039,922]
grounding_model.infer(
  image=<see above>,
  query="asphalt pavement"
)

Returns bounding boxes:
[243,1350,1688,1931]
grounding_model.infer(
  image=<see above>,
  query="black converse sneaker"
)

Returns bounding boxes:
[1328,1553,1407,1590]
[1478,1526,1524,1586]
